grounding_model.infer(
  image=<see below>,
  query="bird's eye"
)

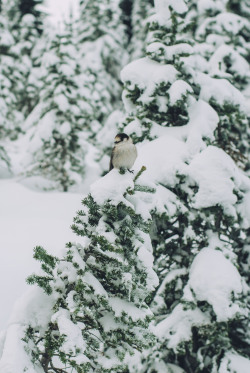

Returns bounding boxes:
[114,140,120,144]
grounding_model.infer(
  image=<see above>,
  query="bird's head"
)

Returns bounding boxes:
[114,133,132,144]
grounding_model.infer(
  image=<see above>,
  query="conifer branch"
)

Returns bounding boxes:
[133,165,146,183]
[125,166,147,196]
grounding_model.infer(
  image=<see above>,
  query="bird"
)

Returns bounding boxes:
[109,133,137,172]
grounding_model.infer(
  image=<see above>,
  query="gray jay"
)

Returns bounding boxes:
[109,133,137,172]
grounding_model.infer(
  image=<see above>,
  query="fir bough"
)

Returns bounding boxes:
[23,167,158,372]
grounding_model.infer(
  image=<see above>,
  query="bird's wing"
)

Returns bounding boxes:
[109,147,115,171]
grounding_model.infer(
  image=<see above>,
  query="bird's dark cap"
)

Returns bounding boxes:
[114,133,129,144]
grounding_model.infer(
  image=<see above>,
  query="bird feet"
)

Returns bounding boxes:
[119,167,134,175]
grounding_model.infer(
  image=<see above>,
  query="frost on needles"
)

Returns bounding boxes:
[18,167,158,372]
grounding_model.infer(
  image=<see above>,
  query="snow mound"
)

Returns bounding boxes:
[184,247,243,321]
[154,303,209,350]
[187,146,243,216]
[219,352,250,373]
[0,324,43,373]
[135,136,187,186]
[90,169,134,205]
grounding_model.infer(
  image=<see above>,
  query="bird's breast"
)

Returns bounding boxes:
[112,143,137,169]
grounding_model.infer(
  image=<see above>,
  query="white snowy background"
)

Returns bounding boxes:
[0,181,82,330]
[0,0,81,331]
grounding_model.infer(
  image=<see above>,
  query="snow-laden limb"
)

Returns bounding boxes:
[121,57,178,108]
[151,268,188,315]
[238,190,250,229]
[134,136,188,186]
[209,45,250,82]
[7,287,55,332]
[0,324,43,373]
[194,72,247,112]
[90,169,134,206]
[185,99,218,154]
[147,42,194,63]
[154,303,209,351]
[0,288,55,372]
[153,0,188,24]
[183,247,245,321]
[196,13,250,45]
[187,146,250,216]
[219,352,250,373]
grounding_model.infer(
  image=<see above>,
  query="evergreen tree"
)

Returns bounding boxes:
[184,0,250,172]
[185,0,250,91]
[0,11,24,141]
[228,0,250,17]
[120,0,133,40]
[1,168,158,372]
[0,144,11,176]
[5,0,44,33]
[22,23,51,118]
[120,0,194,143]
[0,0,45,143]
[77,0,129,140]
[119,0,154,59]
[3,0,21,27]
[11,13,43,117]
[189,0,250,169]
[120,0,250,371]
[19,0,44,33]
[24,29,89,191]
[121,0,249,168]
[129,0,154,59]
[2,0,45,121]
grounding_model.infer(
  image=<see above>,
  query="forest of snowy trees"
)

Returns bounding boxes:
[0,0,250,372]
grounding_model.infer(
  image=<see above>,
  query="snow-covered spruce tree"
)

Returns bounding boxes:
[11,0,46,117]
[0,0,44,126]
[5,0,44,33]
[116,0,154,60]
[121,0,249,168]
[2,0,20,27]
[186,0,250,91]
[120,0,133,40]
[129,0,154,59]
[119,1,250,372]
[120,0,194,143]
[0,168,158,372]
[185,0,250,171]
[229,0,250,18]
[187,0,250,168]
[18,0,44,34]
[76,0,129,141]
[21,23,52,119]
[10,13,43,117]
[0,7,19,173]
[0,11,24,141]
[0,144,11,176]
[24,28,91,192]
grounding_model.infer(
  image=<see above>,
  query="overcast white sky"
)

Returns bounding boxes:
[44,0,79,26]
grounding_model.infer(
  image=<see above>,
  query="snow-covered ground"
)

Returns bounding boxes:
[0,179,82,330]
